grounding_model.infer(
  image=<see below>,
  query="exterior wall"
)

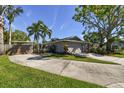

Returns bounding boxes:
[55,41,83,54]
[55,42,65,53]
[4,44,33,55]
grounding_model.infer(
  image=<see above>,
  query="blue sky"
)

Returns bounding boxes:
[8,5,84,41]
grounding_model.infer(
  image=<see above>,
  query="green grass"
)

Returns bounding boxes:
[0,55,104,88]
[47,54,119,65]
[109,52,124,58]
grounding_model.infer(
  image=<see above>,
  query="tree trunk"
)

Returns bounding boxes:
[99,30,104,48]
[0,16,4,54]
[36,40,39,54]
[106,39,112,54]
[42,37,45,53]
[37,43,39,54]
[9,23,12,45]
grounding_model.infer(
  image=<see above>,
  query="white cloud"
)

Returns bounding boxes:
[50,9,59,29]
[60,23,65,30]
[59,21,70,31]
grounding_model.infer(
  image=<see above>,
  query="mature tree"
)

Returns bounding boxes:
[0,5,9,54]
[12,30,30,42]
[6,5,23,45]
[73,5,124,53]
[27,20,52,52]
[83,32,100,46]
[4,29,30,44]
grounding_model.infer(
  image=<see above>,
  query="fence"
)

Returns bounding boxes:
[3,44,34,55]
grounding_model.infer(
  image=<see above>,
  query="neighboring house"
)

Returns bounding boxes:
[112,41,124,49]
[46,36,90,54]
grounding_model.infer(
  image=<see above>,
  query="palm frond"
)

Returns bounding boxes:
[27,20,52,43]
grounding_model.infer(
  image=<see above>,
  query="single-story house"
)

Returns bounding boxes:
[45,36,90,54]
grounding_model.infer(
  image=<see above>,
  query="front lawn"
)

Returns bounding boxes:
[109,52,124,58]
[0,55,103,88]
[47,54,119,65]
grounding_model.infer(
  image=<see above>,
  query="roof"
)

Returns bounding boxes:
[50,36,82,41]
[12,41,35,44]
[45,36,89,45]
[47,40,83,44]
[60,36,82,41]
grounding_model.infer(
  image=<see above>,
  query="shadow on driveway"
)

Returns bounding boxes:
[27,55,49,60]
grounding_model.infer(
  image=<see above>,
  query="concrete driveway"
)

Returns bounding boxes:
[87,53,124,65]
[9,54,124,88]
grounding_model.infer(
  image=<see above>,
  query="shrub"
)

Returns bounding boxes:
[90,46,97,53]
[41,44,47,53]
[63,44,68,54]
[96,47,106,55]
[33,44,39,53]
[112,45,121,54]
[90,47,96,53]
[49,44,56,53]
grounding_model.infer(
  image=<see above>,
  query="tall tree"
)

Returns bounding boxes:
[27,20,52,44]
[41,25,52,43]
[27,20,52,52]
[4,29,30,44]
[73,5,124,53]
[6,5,23,45]
[0,5,8,54]
[12,30,30,42]
[27,21,43,44]
[83,32,100,46]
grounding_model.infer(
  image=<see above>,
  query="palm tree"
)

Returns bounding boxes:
[41,24,52,53]
[27,21,43,44]
[0,5,8,54]
[6,6,23,45]
[41,24,52,43]
[27,20,52,53]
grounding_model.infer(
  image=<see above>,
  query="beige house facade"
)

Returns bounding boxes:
[54,41,83,53]
[46,36,90,54]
